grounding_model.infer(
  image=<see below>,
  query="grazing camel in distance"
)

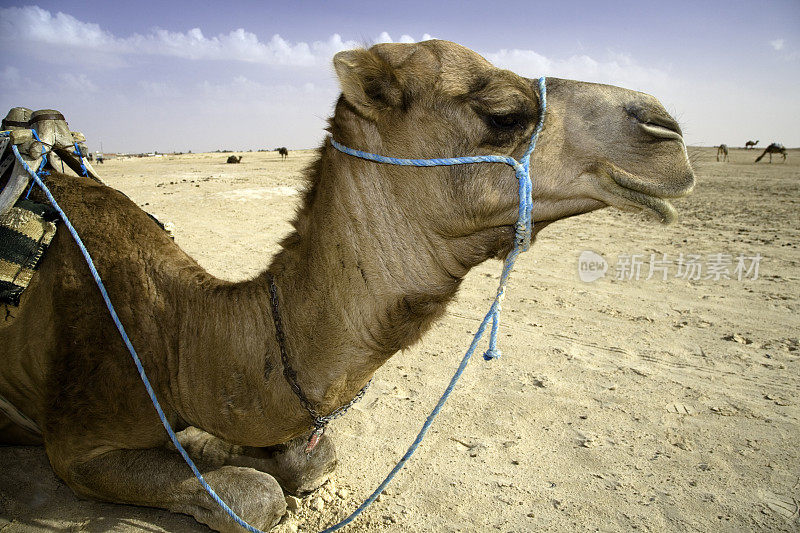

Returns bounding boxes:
[226,155,242,164]
[0,40,694,532]
[717,144,729,162]
[745,139,759,149]
[277,147,288,160]
[755,142,787,163]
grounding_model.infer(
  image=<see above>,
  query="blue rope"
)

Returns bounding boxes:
[319,76,546,532]
[0,75,546,533]
[23,129,49,199]
[73,141,89,177]
[5,135,264,533]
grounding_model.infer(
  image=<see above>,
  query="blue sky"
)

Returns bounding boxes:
[1,1,798,153]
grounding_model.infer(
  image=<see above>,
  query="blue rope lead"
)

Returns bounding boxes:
[2,75,546,533]
[6,138,264,533]
[319,76,546,532]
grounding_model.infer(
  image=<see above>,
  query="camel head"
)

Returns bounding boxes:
[328,40,694,267]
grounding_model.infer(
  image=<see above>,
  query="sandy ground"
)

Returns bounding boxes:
[1,146,798,532]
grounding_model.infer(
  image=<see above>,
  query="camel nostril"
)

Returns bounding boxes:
[626,105,682,137]
[644,118,682,136]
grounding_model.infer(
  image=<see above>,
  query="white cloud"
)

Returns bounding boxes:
[0,65,38,94]
[0,65,21,86]
[59,73,98,92]
[198,76,330,104]
[376,31,393,44]
[483,48,672,93]
[770,38,785,51]
[0,5,115,48]
[375,32,434,45]
[0,6,435,67]
[137,80,181,99]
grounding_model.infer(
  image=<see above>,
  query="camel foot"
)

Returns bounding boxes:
[62,447,286,533]
[175,427,337,496]
[172,465,286,533]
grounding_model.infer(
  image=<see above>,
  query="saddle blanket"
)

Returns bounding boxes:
[0,200,58,306]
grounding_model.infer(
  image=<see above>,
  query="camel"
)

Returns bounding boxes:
[0,40,694,532]
[277,147,288,160]
[226,155,242,164]
[717,144,729,162]
[754,142,787,163]
[745,140,759,149]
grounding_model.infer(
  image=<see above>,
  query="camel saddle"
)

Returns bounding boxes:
[0,107,101,305]
[0,107,102,218]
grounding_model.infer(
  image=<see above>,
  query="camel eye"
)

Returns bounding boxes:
[487,113,525,131]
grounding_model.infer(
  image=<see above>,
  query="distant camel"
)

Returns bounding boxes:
[226,155,242,164]
[717,144,729,162]
[754,143,787,163]
[745,140,759,149]
[277,147,288,160]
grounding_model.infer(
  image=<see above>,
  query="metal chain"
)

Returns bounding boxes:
[266,273,371,432]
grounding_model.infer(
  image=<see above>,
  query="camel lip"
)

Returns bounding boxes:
[609,167,695,199]
[598,177,680,224]
[589,164,694,224]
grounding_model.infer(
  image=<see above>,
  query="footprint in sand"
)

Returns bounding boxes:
[760,491,800,522]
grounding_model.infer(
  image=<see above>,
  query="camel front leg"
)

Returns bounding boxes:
[64,446,286,533]
[175,427,337,495]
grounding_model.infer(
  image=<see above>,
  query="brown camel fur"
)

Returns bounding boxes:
[745,139,758,149]
[754,142,787,163]
[717,143,729,162]
[0,40,694,531]
[226,155,242,164]
[277,147,288,160]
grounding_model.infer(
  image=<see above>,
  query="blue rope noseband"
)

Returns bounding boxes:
[3,75,546,533]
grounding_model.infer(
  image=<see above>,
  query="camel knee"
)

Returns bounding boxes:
[173,427,337,495]
[173,426,238,466]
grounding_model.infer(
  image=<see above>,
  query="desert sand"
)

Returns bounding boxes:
[0,146,798,532]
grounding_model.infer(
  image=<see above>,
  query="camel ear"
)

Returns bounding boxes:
[334,49,404,118]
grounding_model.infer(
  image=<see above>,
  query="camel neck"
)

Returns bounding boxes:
[266,271,371,430]
[265,144,471,416]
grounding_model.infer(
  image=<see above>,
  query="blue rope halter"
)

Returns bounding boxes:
[2,75,546,533]
[331,76,546,361]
